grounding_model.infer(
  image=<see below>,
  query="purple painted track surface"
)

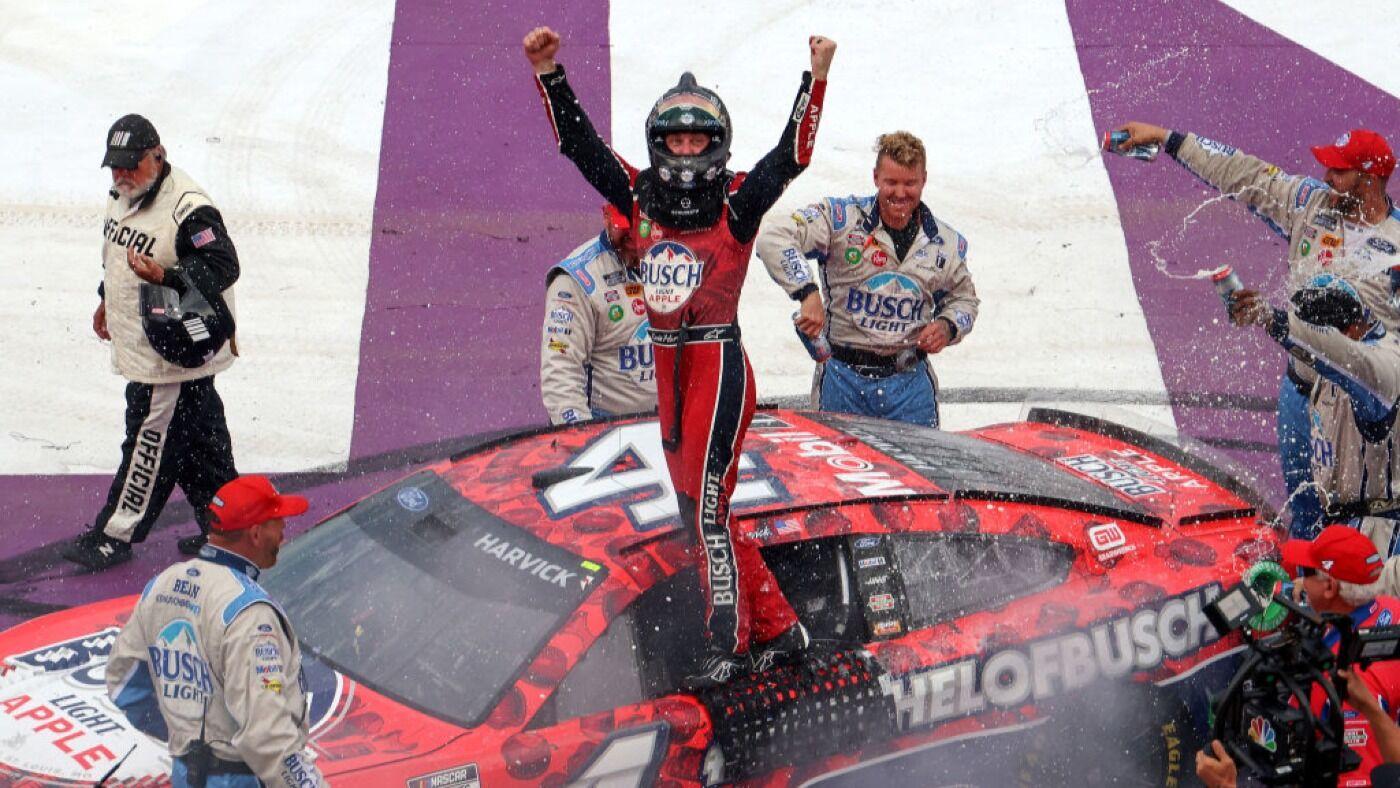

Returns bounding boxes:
[2,0,1397,629]
[0,0,611,628]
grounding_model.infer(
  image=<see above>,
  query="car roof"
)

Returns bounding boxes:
[438,409,1255,575]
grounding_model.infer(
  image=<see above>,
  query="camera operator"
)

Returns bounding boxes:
[1285,527,1400,786]
[1199,526,1400,786]
[1197,664,1400,788]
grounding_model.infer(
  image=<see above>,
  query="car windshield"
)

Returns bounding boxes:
[262,470,606,728]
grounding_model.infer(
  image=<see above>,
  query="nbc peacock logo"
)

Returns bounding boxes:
[1248,716,1278,753]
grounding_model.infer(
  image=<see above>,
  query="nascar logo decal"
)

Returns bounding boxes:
[639,240,704,315]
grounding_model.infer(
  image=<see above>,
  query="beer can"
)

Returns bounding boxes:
[792,312,832,362]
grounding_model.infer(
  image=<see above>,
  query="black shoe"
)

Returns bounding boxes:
[61,530,133,571]
[177,533,208,556]
[749,623,810,674]
[683,650,749,691]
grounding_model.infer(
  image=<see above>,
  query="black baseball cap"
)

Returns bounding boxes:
[101,114,160,169]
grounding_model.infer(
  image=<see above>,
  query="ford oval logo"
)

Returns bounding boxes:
[396,486,429,512]
[854,536,881,549]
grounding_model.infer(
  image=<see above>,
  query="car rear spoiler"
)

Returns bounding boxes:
[1024,407,1276,524]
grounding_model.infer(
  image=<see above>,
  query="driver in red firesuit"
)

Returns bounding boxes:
[523,25,836,688]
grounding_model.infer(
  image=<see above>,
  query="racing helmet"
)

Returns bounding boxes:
[645,72,732,190]
[139,269,235,368]
[1291,272,1365,331]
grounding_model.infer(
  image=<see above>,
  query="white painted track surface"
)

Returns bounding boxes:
[0,1,393,474]
[6,1,1400,476]
[610,0,1174,432]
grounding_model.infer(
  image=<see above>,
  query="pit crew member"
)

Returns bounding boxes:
[541,205,655,424]
[524,25,835,686]
[757,130,977,427]
[64,113,241,571]
[1111,121,1400,539]
[106,475,326,787]
[1231,277,1400,581]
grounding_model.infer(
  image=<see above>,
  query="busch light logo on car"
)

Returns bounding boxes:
[618,321,655,384]
[844,272,927,343]
[396,486,429,512]
[639,241,704,314]
[147,620,213,721]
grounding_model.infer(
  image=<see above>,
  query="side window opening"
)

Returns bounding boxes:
[891,533,1073,628]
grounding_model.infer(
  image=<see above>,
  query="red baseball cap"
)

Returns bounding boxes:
[208,475,308,531]
[1311,129,1396,178]
[1281,525,1384,584]
[603,203,630,233]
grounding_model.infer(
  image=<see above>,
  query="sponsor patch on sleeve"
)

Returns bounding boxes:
[1195,136,1238,157]
[780,247,810,284]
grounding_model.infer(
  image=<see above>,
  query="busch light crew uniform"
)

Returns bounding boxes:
[89,125,241,553]
[1166,130,1400,537]
[106,545,325,787]
[757,197,978,426]
[1264,306,1400,519]
[541,232,655,424]
[535,64,825,660]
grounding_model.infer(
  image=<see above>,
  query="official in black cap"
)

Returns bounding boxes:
[63,114,243,571]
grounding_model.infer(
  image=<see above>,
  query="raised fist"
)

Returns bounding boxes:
[523,26,561,74]
[809,35,836,80]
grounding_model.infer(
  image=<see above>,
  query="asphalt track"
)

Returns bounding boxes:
[2,0,1398,629]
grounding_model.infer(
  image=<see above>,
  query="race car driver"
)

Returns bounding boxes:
[541,205,655,425]
[1231,276,1400,578]
[106,475,326,787]
[756,130,978,427]
[524,25,835,687]
[1110,121,1400,539]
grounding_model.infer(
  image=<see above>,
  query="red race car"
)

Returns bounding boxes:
[0,408,1277,786]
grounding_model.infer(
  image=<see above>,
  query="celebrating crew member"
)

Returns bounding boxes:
[1231,276,1400,573]
[757,130,977,426]
[64,114,240,571]
[541,205,655,424]
[1110,120,1400,538]
[106,475,326,787]
[524,25,835,687]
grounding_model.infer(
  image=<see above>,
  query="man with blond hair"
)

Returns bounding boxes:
[758,131,978,427]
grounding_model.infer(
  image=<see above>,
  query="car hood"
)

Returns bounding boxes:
[0,598,470,784]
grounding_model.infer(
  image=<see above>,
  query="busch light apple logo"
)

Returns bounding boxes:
[639,241,705,314]
[147,620,212,721]
[618,320,655,384]
[844,272,927,343]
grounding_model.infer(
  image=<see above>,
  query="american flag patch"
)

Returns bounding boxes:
[191,228,216,248]
[774,519,801,535]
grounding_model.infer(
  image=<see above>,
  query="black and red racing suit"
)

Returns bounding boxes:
[534,65,826,655]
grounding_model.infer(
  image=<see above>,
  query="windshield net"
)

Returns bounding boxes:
[263,470,606,727]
